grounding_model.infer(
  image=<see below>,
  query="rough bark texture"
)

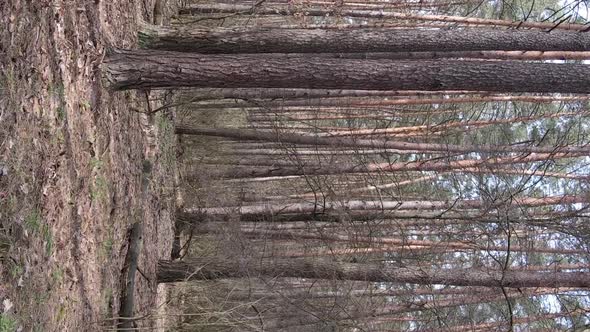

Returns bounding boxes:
[139,23,590,53]
[157,258,590,288]
[329,50,590,61]
[189,95,590,109]
[175,88,464,101]
[118,222,143,330]
[104,49,590,93]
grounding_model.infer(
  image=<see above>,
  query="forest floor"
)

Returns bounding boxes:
[0,0,179,330]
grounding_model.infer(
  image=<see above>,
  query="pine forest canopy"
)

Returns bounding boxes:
[102,0,590,331]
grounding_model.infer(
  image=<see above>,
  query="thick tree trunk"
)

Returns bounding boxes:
[138,23,590,53]
[181,3,589,31]
[156,257,590,287]
[104,50,590,93]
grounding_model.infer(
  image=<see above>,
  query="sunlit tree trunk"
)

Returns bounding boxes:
[189,195,585,216]
[180,3,589,31]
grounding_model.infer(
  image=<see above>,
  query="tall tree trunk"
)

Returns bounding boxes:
[214,152,580,178]
[419,310,587,332]
[188,195,585,216]
[180,3,589,31]
[246,229,586,256]
[227,148,408,156]
[272,0,470,10]
[156,257,590,287]
[318,111,580,137]
[104,50,590,93]
[138,24,590,53]
[174,88,476,102]
[328,50,590,61]
[190,95,590,109]
[270,287,557,330]
[175,126,590,155]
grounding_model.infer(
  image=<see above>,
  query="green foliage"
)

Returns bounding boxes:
[24,210,41,233]
[90,175,108,202]
[51,267,64,285]
[9,264,23,279]
[0,314,17,332]
[42,223,53,256]
[89,158,104,170]
[23,209,52,256]
[55,106,65,121]
[0,231,11,261]
[99,235,114,260]
[453,0,566,21]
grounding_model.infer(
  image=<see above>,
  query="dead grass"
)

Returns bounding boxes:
[0,0,178,330]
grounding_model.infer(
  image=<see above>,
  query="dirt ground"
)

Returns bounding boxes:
[1,0,180,330]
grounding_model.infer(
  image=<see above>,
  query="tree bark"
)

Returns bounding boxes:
[188,195,586,216]
[180,3,590,31]
[329,50,590,61]
[156,257,590,288]
[286,169,587,200]
[246,229,587,256]
[104,50,590,93]
[418,310,586,332]
[175,126,590,155]
[317,111,579,137]
[174,88,475,102]
[215,152,581,178]
[139,23,590,53]
[189,95,590,110]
